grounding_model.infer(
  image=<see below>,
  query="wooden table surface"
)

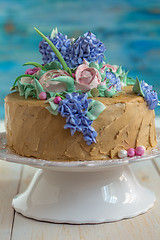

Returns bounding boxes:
[0,120,160,240]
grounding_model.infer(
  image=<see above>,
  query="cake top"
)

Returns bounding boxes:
[11,27,159,146]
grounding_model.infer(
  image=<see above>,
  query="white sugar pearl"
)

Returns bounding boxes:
[118,150,128,159]
[138,145,146,151]
[121,82,125,89]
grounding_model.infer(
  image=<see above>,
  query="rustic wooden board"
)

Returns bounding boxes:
[0,161,22,240]
[153,158,160,174]
[10,161,160,240]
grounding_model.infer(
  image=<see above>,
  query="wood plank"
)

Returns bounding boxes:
[0,121,5,132]
[152,158,160,174]
[0,161,22,240]
[11,161,160,240]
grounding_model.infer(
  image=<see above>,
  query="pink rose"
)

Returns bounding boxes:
[21,76,33,84]
[75,63,101,92]
[25,67,41,75]
[39,70,71,92]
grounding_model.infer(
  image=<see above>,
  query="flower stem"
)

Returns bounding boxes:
[23,62,46,71]
[56,93,65,99]
[34,27,73,78]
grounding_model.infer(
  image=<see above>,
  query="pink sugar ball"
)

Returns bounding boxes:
[135,146,145,156]
[72,73,75,78]
[54,96,61,104]
[39,92,47,100]
[127,148,135,157]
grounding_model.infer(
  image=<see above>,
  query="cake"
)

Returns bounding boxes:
[4,27,159,161]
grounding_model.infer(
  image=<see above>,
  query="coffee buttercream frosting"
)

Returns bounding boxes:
[5,86,157,161]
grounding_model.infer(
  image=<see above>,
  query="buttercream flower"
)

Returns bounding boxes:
[39,69,71,92]
[100,64,118,73]
[144,90,158,110]
[25,67,41,75]
[75,63,102,92]
[67,32,106,68]
[21,76,33,84]
[106,71,121,91]
[140,81,158,110]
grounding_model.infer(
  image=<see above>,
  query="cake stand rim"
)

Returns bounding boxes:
[0,130,160,171]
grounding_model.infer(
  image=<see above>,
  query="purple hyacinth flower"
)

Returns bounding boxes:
[57,93,97,145]
[140,81,158,110]
[106,71,121,91]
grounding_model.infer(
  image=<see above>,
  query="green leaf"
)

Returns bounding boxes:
[116,65,122,75]
[49,101,58,111]
[17,81,25,96]
[97,84,107,97]
[87,100,106,120]
[33,79,45,98]
[34,70,46,79]
[50,76,75,92]
[46,106,58,115]
[34,27,73,77]
[99,62,104,69]
[48,92,56,98]
[24,88,36,99]
[104,87,116,97]
[133,77,144,97]
[126,77,136,85]
[87,90,93,98]
[23,62,46,70]
[44,61,62,70]
[89,61,100,70]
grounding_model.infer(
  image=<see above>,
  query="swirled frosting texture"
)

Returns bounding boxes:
[5,87,157,161]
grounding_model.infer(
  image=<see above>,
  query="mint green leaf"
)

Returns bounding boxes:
[133,77,144,97]
[116,65,122,75]
[89,61,99,70]
[49,101,58,111]
[24,88,36,99]
[87,100,106,120]
[44,61,62,70]
[17,81,25,96]
[50,76,75,92]
[126,77,136,85]
[97,84,107,97]
[34,70,46,79]
[33,79,45,98]
[45,104,58,115]
[104,87,116,97]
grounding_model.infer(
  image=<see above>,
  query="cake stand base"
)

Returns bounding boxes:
[12,165,156,224]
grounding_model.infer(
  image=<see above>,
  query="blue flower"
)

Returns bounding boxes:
[140,81,158,110]
[39,32,71,64]
[67,32,106,68]
[57,93,97,145]
[141,80,153,92]
[144,90,158,110]
[39,31,106,69]
[106,71,121,91]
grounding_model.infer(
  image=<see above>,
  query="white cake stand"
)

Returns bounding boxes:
[0,131,160,224]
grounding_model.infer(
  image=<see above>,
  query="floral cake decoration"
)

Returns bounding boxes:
[12,27,159,151]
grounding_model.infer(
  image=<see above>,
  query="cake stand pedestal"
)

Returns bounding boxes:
[0,132,160,224]
[12,165,155,224]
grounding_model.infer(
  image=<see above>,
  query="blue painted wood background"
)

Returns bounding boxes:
[0,0,160,118]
